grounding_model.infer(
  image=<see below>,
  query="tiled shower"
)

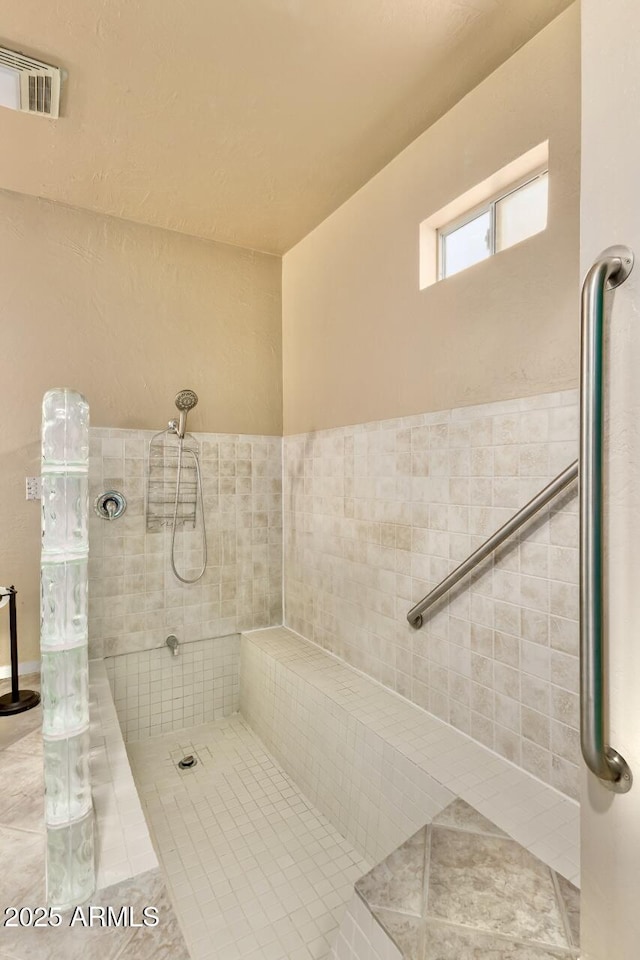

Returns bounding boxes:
[87,429,283,662]
[285,388,580,798]
[73,385,583,959]
[8,1,640,956]
[95,390,580,797]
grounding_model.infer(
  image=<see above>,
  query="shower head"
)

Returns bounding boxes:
[175,389,198,412]
[173,389,198,437]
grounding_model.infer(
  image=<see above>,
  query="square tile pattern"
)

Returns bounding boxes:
[329,892,403,960]
[241,628,579,886]
[241,628,454,868]
[350,799,580,960]
[127,715,370,960]
[89,389,579,800]
[105,633,240,740]
[88,428,283,660]
[79,390,586,960]
[284,390,580,799]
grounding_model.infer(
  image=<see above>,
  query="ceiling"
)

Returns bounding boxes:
[0,0,573,254]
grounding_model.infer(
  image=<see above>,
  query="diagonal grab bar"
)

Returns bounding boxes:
[406,460,578,630]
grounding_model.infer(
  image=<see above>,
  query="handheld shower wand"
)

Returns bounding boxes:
[166,389,207,583]
[173,389,199,438]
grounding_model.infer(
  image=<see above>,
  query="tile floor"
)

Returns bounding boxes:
[0,868,190,960]
[0,672,46,919]
[127,715,371,960]
[354,799,580,960]
[0,674,188,960]
[0,672,42,751]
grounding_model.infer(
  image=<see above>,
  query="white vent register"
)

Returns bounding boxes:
[0,46,61,118]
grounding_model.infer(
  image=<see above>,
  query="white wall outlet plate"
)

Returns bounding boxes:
[25,476,42,500]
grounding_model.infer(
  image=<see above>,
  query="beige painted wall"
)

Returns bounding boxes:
[580,1,640,956]
[282,4,580,435]
[0,188,281,666]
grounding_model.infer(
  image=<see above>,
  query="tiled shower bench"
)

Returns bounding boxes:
[240,628,581,958]
[240,628,580,885]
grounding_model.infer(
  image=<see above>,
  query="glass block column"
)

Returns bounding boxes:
[40,388,95,910]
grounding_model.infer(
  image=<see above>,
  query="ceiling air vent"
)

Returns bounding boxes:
[0,46,61,118]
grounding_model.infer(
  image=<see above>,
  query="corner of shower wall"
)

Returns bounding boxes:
[87,427,284,739]
[87,428,283,661]
[282,389,581,801]
[40,388,95,910]
[105,632,241,740]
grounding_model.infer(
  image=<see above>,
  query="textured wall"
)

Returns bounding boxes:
[0,1,573,254]
[0,190,281,667]
[282,6,580,434]
[284,390,580,798]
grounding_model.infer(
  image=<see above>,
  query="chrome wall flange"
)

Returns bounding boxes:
[602,748,633,794]
[94,490,127,521]
[601,245,634,289]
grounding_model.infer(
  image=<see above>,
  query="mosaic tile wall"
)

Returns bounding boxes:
[240,628,579,884]
[88,428,282,660]
[241,628,454,865]
[330,892,401,960]
[105,634,239,741]
[283,390,581,799]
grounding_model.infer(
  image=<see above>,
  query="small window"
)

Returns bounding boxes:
[440,210,492,279]
[438,170,548,280]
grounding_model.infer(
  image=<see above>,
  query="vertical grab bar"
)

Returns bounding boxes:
[580,245,633,793]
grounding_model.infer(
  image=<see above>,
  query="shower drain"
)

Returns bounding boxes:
[178,755,197,770]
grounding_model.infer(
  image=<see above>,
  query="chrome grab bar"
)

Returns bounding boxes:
[579,246,633,793]
[407,460,578,629]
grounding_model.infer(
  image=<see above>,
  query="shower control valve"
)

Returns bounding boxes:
[94,490,127,521]
[166,635,179,656]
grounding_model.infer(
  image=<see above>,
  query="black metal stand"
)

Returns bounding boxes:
[0,587,40,716]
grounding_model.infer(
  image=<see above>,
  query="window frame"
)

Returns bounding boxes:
[437,165,548,281]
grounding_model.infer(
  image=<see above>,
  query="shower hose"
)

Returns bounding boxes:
[170,437,207,584]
